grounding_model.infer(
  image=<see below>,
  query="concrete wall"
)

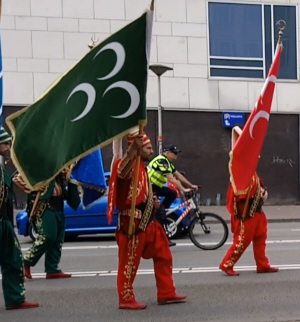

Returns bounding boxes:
[2,0,300,112]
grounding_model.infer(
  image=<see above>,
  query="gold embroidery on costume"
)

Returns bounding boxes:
[122,235,139,301]
[249,178,261,217]
[0,167,26,297]
[118,159,154,232]
[224,221,245,268]
[127,174,144,201]
[120,209,142,219]
[108,182,115,218]
[118,153,135,180]
[14,235,26,296]
[138,178,154,231]
[13,173,49,195]
[24,201,48,262]
[233,176,261,219]
[29,200,48,223]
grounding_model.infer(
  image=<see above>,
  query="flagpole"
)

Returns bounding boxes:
[29,191,41,222]
[128,0,154,238]
[150,0,154,11]
[276,20,286,46]
[240,20,285,221]
[128,122,144,237]
[88,35,99,50]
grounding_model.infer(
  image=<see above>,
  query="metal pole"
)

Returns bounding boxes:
[157,75,163,154]
[149,64,173,154]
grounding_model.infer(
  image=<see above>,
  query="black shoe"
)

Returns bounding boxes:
[169,241,176,247]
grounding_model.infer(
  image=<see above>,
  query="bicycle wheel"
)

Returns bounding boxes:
[188,212,228,250]
[163,214,183,239]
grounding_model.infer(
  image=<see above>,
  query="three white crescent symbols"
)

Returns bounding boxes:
[103,81,140,119]
[66,83,96,122]
[66,41,140,122]
[93,42,126,81]
[249,111,270,139]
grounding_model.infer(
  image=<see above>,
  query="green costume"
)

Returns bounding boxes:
[23,175,80,273]
[0,140,26,307]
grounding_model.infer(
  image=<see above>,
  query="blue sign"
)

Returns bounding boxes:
[222,112,245,128]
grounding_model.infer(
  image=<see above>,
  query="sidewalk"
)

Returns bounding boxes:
[200,205,300,223]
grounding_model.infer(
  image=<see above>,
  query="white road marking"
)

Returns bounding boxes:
[19,239,300,251]
[2,264,300,279]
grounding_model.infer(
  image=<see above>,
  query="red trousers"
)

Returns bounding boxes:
[116,219,176,304]
[220,212,270,271]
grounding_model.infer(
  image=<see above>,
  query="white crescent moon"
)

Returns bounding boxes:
[93,42,126,81]
[260,75,277,101]
[249,111,270,139]
[66,83,96,122]
[103,81,140,119]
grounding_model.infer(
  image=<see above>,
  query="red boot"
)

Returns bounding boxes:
[119,301,147,310]
[157,294,187,305]
[6,301,39,310]
[220,265,239,276]
[257,267,279,273]
[24,265,32,279]
[46,272,72,279]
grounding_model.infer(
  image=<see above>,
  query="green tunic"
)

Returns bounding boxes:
[23,175,80,273]
[0,165,26,307]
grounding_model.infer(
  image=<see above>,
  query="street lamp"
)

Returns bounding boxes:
[149,64,173,154]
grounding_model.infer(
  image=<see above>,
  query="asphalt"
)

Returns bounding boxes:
[3,268,300,322]
[3,222,300,322]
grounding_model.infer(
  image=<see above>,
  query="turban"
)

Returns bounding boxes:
[127,131,150,147]
[0,127,11,144]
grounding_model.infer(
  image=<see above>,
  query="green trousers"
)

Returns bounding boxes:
[24,209,65,274]
[0,218,26,307]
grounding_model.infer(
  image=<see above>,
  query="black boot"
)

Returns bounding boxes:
[168,240,176,247]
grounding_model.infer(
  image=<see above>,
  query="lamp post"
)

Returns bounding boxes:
[149,64,173,154]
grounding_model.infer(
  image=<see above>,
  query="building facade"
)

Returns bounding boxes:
[1,0,300,205]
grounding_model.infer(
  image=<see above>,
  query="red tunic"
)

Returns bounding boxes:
[108,152,176,304]
[107,152,151,231]
[220,173,271,270]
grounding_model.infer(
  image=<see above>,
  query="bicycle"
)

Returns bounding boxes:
[163,190,229,250]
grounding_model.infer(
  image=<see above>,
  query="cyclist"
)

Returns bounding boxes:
[148,145,198,209]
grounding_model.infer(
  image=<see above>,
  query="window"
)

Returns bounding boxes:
[208,2,298,80]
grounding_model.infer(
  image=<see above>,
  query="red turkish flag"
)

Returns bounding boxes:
[230,44,282,194]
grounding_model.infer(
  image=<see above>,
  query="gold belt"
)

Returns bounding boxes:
[119,209,142,219]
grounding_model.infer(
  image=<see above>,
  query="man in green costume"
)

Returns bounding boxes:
[0,127,39,310]
[13,163,80,279]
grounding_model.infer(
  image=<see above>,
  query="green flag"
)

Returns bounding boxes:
[6,10,153,190]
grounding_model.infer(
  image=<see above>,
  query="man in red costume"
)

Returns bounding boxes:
[219,127,278,276]
[107,131,186,310]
